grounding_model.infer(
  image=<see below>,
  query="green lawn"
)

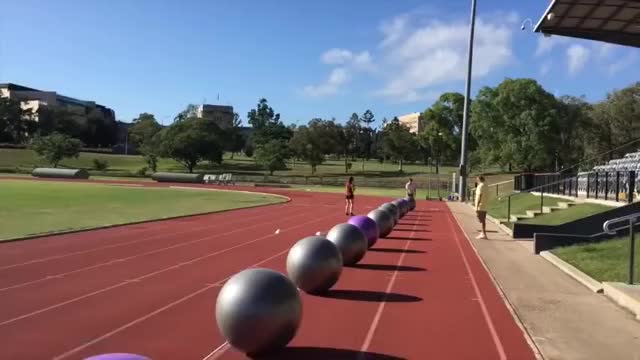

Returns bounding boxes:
[552,236,640,283]
[0,179,285,240]
[519,203,613,226]
[487,193,563,220]
[0,148,511,188]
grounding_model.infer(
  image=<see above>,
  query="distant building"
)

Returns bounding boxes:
[0,83,116,125]
[197,104,234,129]
[396,112,423,133]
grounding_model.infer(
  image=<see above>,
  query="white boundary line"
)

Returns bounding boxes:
[168,185,291,202]
[447,205,544,360]
[445,207,507,360]
[0,212,335,327]
[202,342,230,360]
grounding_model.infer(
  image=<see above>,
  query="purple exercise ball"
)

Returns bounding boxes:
[348,215,379,247]
[84,354,150,360]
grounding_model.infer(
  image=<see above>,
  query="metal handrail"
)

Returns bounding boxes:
[603,213,640,234]
[602,213,638,284]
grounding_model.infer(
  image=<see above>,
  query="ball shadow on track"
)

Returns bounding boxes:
[383,236,432,241]
[317,289,422,303]
[250,346,406,359]
[348,263,426,271]
[392,228,430,233]
[368,248,425,254]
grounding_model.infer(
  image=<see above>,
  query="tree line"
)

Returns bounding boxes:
[3,78,639,175]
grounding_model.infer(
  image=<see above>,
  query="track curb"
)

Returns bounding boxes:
[539,251,604,293]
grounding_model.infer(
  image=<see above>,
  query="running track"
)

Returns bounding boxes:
[0,179,537,359]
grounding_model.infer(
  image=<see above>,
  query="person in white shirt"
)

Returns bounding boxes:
[405,178,417,199]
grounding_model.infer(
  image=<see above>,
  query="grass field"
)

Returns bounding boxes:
[0,180,285,240]
[486,193,563,220]
[518,203,613,226]
[552,236,640,283]
[0,148,512,188]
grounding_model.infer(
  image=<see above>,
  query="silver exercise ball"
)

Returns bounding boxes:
[326,223,368,266]
[215,268,302,355]
[367,209,394,238]
[286,236,343,294]
[380,203,399,224]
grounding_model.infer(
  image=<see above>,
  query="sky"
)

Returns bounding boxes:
[2,0,639,127]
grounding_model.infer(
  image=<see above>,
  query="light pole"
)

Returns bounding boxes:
[458,0,477,202]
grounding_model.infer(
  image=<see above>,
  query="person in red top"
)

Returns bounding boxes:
[345,176,355,215]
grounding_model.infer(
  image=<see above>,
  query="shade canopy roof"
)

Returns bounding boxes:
[534,0,640,48]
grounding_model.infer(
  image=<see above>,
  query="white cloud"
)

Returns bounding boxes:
[376,16,515,103]
[321,49,354,65]
[321,48,375,71]
[303,68,350,97]
[535,36,571,57]
[380,15,409,48]
[567,44,589,75]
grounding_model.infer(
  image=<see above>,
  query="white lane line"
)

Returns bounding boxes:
[358,214,419,358]
[0,206,310,292]
[202,342,231,360]
[0,212,335,327]
[52,248,292,360]
[445,208,507,360]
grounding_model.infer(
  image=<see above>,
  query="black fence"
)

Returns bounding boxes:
[513,171,637,204]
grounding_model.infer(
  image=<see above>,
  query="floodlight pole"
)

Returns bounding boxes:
[458,0,477,202]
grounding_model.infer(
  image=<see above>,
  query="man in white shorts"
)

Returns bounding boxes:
[405,178,417,199]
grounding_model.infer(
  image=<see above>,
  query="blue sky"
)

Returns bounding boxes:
[2,0,639,127]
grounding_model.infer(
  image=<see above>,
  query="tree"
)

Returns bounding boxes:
[470,78,561,172]
[30,132,83,167]
[289,119,341,174]
[255,139,289,175]
[159,116,225,173]
[380,118,418,172]
[227,113,246,159]
[128,113,163,172]
[0,97,31,143]
[587,82,640,165]
[247,98,292,147]
[358,109,375,170]
[129,113,162,147]
[555,95,593,171]
[174,104,199,122]
[344,113,361,161]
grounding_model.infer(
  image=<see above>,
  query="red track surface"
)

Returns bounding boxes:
[0,179,536,360]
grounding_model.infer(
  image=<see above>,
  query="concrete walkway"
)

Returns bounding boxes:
[447,201,640,360]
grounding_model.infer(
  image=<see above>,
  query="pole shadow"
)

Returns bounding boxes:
[368,248,425,254]
[318,289,423,303]
[251,346,406,359]
[349,263,426,272]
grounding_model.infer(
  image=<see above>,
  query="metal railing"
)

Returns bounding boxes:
[504,170,635,224]
[603,213,640,284]
[514,170,637,203]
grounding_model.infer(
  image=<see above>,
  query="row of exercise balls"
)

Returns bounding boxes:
[215,197,415,357]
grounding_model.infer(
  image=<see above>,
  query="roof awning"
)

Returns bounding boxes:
[534,0,640,48]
